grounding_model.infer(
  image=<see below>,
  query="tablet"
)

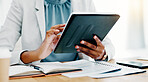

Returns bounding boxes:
[54,13,120,53]
[117,61,148,69]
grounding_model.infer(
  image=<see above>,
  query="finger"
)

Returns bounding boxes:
[76,49,95,59]
[53,35,58,43]
[58,28,64,32]
[75,45,98,58]
[46,34,57,44]
[46,29,60,35]
[52,34,61,47]
[96,49,105,60]
[51,24,65,29]
[52,35,58,43]
[53,35,61,45]
[50,40,57,50]
[80,40,97,50]
[93,35,104,47]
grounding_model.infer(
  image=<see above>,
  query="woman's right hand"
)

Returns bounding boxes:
[37,24,65,59]
[21,24,65,64]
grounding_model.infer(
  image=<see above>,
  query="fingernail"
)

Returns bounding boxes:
[80,40,85,44]
[56,29,60,31]
[94,35,97,39]
[75,45,79,49]
[60,24,65,27]
[77,50,80,52]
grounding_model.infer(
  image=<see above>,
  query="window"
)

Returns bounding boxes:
[93,0,147,58]
[143,0,148,48]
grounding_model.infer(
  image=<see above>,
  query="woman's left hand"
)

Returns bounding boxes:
[75,35,108,61]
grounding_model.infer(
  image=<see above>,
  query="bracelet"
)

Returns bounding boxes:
[95,50,108,61]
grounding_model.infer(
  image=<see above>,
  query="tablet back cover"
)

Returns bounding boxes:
[54,14,120,53]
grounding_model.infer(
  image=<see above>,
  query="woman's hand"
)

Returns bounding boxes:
[36,24,65,59]
[21,24,65,64]
[75,35,108,61]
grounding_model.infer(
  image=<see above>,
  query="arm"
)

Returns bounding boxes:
[21,24,65,64]
[0,0,24,65]
[0,0,27,65]
[0,0,65,64]
[0,0,22,50]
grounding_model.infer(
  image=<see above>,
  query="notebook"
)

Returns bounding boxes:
[9,62,81,79]
[62,60,146,78]
[90,64,146,78]
[62,60,121,78]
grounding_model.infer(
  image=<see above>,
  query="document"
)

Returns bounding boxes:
[62,60,121,78]
[89,64,146,78]
[9,62,81,79]
[62,60,146,78]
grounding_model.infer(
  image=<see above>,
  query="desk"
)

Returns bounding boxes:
[9,58,148,82]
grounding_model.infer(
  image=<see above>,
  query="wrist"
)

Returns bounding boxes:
[36,44,52,60]
[20,50,40,64]
[95,49,107,61]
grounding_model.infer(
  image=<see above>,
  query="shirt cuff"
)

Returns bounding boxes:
[105,47,112,61]
[19,50,28,64]
[19,50,40,65]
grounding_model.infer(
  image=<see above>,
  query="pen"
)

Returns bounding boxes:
[29,64,44,73]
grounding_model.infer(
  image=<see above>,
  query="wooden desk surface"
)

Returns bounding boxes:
[9,58,148,82]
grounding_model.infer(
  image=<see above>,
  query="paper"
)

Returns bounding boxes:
[36,62,81,74]
[9,61,81,77]
[89,65,146,78]
[137,57,148,61]
[62,60,121,78]
[9,65,40,76]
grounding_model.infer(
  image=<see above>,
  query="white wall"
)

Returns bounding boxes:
[127,0,145,49]
[143,0,148,49]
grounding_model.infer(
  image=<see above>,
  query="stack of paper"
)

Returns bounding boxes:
[62,60,121,78]
[89,65,146,78]
[62,60,146,78]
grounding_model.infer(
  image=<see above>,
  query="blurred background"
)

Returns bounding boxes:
[93,0,148,59]
[0,0,148,59]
